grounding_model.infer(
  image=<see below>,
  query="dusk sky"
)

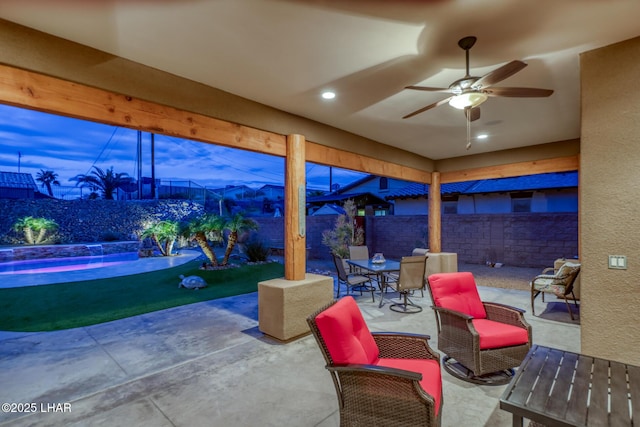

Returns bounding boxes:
[0,104,367,196]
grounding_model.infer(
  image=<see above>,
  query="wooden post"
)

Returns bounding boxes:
[428,171,441,253]
[284,134,306,280]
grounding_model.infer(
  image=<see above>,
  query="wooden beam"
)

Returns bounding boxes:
[0,64,286,156]
[428,172,441,253]
[284,134,306,280]
[306,141,431,184]
[440,155,579,183]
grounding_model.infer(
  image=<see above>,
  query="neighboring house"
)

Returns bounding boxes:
[306,192,390,216]
[334,174,412,200]
[309,174,408,216]
[310,203,346,216]
[209,184,256,200]
[386,171,579,215]
[258,184,284,200]
[0,171,41,199]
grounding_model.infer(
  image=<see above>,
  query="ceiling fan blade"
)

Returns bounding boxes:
[473,60,527,89]
[464,107,481,122]
[484,87,554,97]
[405,85,453,94]
[402,96,453,119]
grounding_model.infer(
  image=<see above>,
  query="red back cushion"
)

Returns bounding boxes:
[314,296,380,365]
[427,272,487,319]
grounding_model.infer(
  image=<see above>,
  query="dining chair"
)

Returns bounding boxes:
[307,296,443,426]
[347,245,371,275]
[332,253,375,302]
[383,255,427,313]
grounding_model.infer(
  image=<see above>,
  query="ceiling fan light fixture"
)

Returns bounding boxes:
[448,92,488,110]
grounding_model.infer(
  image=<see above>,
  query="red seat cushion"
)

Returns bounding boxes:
[471,319,529,349]
[376,358,442,415]
[315,296,379,365]
[428,272,487,319]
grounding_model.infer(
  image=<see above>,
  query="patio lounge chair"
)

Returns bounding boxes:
[307,296,443,426]
[426,272,532,385]
[531,261,581,320]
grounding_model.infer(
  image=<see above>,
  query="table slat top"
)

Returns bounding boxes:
[500,344,640,427]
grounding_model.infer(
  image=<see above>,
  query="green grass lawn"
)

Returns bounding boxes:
[0,261,284,332]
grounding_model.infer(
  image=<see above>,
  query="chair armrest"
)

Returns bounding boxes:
[483,301,525,315]
[372,332,440,361]
[328,363,423,382]
[531,273,573,287]
[541,267,555,274]
[432,306,474,320]
[483,302,532,332]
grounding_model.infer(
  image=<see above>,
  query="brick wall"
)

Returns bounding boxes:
[254,213,578,268]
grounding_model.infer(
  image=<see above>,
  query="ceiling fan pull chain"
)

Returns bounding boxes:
[466,109,472,150]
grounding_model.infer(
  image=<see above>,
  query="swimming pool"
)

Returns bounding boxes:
[0,252,140,275]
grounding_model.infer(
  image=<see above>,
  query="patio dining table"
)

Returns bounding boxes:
[346,258,400,308]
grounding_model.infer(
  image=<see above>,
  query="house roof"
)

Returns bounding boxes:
[385,172,578,200]
[310,204,346,216]
[330,175,376,194]
[307,192,388,206]
[0,171,39,191]
[464,171,578,194]
[259,184,284,190]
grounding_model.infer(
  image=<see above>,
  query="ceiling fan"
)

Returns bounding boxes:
[402,36,554,121]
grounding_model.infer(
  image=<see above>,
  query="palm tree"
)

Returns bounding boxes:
[140,220,179,256]
[70,166,132,200]
[12,216,59,245]
[221,213,258,265]
[181,213,225,266]
[35,169,60,197]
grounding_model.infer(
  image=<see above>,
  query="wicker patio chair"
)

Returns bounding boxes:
[333,253,375,302]
[426,272,532,385]
[382,255,427,313]
[531,261,581,320]
[307,296,443,427]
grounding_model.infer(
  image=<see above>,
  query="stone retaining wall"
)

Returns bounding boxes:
[0,199,204,245]
[0,241,141,262]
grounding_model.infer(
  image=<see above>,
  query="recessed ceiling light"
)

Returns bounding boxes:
[477,134,488,140]
[321,91,336,100]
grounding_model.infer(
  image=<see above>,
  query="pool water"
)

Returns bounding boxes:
[0,252,140,275]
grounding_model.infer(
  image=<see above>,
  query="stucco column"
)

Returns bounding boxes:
[428,171,441,253]
[284,134,306,280]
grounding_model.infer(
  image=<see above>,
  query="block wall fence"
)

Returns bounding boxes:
[0,199,577,268]
[256,213,578,268]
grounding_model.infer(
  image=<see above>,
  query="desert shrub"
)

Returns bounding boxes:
[244,238,269,262]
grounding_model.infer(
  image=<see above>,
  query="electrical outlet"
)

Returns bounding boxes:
[608,255,627,270]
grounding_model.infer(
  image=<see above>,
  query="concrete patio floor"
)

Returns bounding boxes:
[0,259,580,427]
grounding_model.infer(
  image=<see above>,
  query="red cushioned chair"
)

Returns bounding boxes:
[426,272,532,385]
[307,296,443,426]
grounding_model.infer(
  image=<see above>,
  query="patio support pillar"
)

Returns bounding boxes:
[284,134,306,280]
[429,171,441,253]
